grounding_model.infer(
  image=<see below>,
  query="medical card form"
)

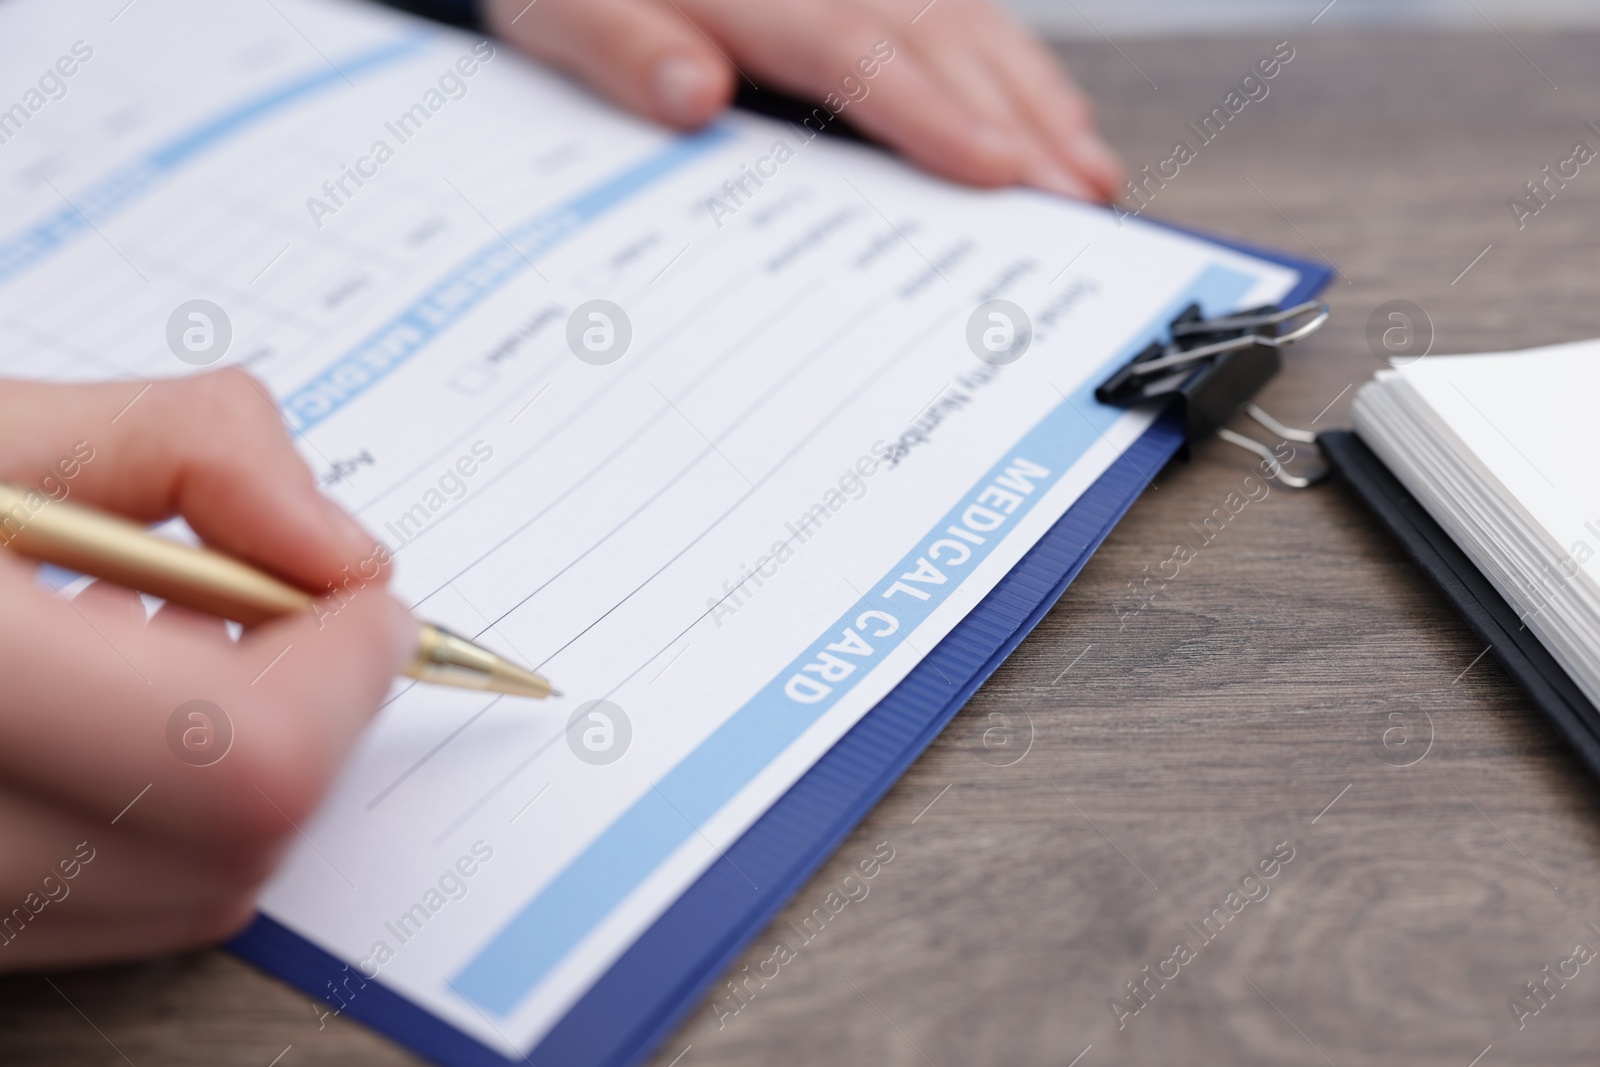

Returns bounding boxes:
[0,0,1305,1055]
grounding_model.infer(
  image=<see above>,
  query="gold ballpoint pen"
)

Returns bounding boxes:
[0,484,556,699]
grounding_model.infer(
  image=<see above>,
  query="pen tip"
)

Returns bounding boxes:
[488,659,557,699]
[409,623,558,699]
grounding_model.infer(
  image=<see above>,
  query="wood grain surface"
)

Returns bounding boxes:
[8,27,1600,1067]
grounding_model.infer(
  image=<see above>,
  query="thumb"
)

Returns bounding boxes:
[486,0,735,127]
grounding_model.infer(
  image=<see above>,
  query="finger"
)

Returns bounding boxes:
[896,25,1096,199]
[66,573,236,644]
[0,370,383,596]
[673,0,1026,186]
[0,553,414,853]
[0,787,269,923]
[69,580,148,627]
[486,0,735,127]
[233,582,418,801]
[0,896,254,972]
[980,21,1124,198]
[148,599,234,643]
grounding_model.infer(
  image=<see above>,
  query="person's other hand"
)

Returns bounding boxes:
[0,370,415,970]
[484,0,1123,201]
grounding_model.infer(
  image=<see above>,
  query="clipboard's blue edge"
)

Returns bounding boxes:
[229,224,1331,1067]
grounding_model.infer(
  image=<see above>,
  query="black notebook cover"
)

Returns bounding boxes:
[1319,429,1600,778]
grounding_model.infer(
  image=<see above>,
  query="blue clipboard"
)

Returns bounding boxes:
[231,223,1333,1067]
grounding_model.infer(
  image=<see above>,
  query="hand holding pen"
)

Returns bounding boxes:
[0,370,523,970]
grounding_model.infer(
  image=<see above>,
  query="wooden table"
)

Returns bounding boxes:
[9,28,1600,1067]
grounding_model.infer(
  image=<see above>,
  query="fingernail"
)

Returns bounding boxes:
[1067,130,1124,182]
[1025,159,1095,201]
[652,55,717,127]
[316,494,381,560]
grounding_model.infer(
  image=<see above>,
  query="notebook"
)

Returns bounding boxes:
[0,1,1329,1064]
[1352,343,1600,710]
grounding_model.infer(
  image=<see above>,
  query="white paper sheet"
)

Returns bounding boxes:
[0,0,1301,1052]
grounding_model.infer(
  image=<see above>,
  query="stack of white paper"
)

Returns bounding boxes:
[1353,341,1600,704]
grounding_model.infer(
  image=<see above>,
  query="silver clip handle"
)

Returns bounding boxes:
[1128,302,1330,379]
[1216,404,1328,489]
[1170,299,1329,338]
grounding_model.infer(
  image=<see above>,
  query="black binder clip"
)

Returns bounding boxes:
[1095,300,1329,447]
